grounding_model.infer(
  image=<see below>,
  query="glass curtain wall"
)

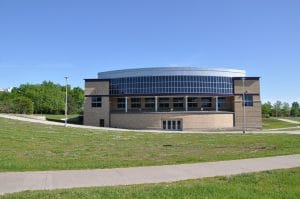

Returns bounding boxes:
[110,76,233,95]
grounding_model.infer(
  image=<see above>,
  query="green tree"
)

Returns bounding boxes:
[272,101,282,117]
[1,81,83,115]
[12,96,34,114]
[290,102,300,117]
[262,101,272,118]
[281,102,290,117]
[69,87,84,114]
[67,94,77,114]
[0,92,33,114]
[15,81,65,114]
[0,91,15,113]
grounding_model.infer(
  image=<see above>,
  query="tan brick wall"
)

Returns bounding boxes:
[83,81,110,127]
[85,81,109,95]
[111,113,234,130]
[234,79,260,94]
[83,96,110,126]
[233,79,262,129]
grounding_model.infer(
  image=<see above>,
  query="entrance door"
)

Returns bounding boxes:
[162,120,182,131]
[99,119,105,127]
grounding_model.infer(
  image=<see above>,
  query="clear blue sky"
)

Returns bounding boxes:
[0,0,299,103]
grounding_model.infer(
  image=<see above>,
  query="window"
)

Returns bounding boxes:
[109,75,234,95]
[243,95,253,106]
[117,98,125,109]
[159,97,169,109]
[201,97,212,107]
[131,98,141,108]
[99,119,104,127]
[173,97,184,108]
[145,97,155,108]
[91,96,102,107]
[218,97,226,108]
[188,97,198,108]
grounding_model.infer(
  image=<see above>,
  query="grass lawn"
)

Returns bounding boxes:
[2,167,300,199]
[262,117,299,129]
[0,117,300,172]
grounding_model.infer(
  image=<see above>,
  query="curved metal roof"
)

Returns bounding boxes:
[98,67,246,79]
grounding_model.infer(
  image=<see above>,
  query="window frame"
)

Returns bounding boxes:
[159,97,170,108]
[117,98,125,109]
[173,97,184,108]
[131,97,141,109]
[218,97,226,108]
[91,96,102,108]
[201,97,212,108]
[243,94,253,107]
[145,97,155,108]
[188,97,198,108]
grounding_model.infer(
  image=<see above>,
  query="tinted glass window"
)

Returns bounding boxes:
[173,97,184,108]
[109,76,233,95]
[145,97,155,108]
[159,97,169,108]
[244,95,253,106]
[117,98,125,109]
[218,97,226,107]
[201,97,212,107]
[188,97,198,108]
[131,98,141,108]
[91,96,102,107]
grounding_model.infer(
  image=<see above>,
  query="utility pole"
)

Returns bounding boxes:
[242,77,246,134]
[64,76,69,127]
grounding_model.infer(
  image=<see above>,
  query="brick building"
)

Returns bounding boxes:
[84,67,261,131]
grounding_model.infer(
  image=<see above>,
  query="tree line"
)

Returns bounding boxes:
[0,81,84,114]
[262,101,300,118]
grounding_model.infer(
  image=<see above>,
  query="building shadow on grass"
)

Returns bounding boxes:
[46,115,83,125]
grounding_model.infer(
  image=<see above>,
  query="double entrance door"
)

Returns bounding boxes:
[162,120,182,131]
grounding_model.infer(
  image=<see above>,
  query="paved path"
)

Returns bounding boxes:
[1,114,300,134]
[277,118,300,124]
[0,114,161,133]
[1,154,300,195]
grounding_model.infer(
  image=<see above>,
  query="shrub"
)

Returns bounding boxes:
[12,96,34,114]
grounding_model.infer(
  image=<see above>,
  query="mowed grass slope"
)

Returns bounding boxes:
[2,168,300,199]
[262,118,299,129]
[0,117,300,172]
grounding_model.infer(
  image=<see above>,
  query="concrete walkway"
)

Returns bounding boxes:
[1,154,300,195]
[1,114,300,134]
[277,118,300,124]
[0,114,138,132]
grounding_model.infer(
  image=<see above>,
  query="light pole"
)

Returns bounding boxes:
[242,77,246,134]
[64,76,69,127]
